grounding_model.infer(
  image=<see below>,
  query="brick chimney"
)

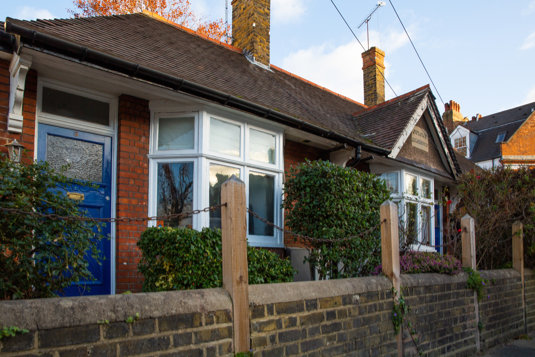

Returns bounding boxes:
[442,100,468,134]
[232,0,270,66]
[362,47,385,107]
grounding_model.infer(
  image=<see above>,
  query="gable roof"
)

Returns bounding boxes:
[2,13,460,176]
[3,13,384,150]
[462,101,535,162]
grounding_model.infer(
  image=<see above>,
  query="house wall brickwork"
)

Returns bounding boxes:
[0,59,36,164]
[116,94,150,293]
[501,111,535,167]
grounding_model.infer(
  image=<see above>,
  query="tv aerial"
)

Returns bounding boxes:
[357,1,386,50]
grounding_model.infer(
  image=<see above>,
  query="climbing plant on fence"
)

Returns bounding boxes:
[0,158,103,299]
[283,159,391,279]
[450,167,535,269]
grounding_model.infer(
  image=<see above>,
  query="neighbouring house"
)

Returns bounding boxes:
[446,99,535,169]
[0,0,461,294]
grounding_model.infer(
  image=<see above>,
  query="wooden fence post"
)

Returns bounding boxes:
[512,221,526,333]
[221,176,250,353]
[461,214,480,351]
[461,214,476,269]
[380,200,402,356]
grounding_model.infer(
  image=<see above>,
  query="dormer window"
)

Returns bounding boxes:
[454,136,467,156]
[496,132,506,143]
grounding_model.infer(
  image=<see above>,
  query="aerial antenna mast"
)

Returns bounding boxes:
[357,1,386,50]
[225,0,230,43]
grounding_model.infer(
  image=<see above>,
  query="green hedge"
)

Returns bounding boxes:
[137,227,295,291]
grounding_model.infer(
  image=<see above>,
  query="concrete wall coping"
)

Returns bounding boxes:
[248,276,392,305]
[0,288,231,330]
[479,269,520,280]
[401,273,468,287]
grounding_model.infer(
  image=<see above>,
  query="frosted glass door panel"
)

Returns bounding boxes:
[46,134,103,182]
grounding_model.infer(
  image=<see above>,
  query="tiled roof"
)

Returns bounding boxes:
[353,86,430,150]
[6,13,370,144]
[462,101,535,162]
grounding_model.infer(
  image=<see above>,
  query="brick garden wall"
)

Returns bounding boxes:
[526,269,535,332]
[0,289,233,356]
[0,271,530,356]
[478,270,524,350]
[249,277,397,356]
[401,273,478,356]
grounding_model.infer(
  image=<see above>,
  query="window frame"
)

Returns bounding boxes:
[148,109,284,247]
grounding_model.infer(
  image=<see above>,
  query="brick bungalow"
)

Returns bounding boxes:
[0,0,461,295]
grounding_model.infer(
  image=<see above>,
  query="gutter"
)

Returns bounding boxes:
[5,19,388,156]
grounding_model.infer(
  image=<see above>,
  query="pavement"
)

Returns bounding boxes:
[481,334,535,357]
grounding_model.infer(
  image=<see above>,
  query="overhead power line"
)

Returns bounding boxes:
[329,0,398,98]
[388,0,445,106]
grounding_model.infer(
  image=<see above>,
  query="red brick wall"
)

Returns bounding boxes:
[116,94,150,293]
[283,139,328,248]
[0,59,36,164]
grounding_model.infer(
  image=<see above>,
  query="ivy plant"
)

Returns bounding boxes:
[283,160,390,279]
[0,157,103,300]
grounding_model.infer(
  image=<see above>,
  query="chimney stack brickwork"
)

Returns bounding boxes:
[362,47,385,107]
[442,100,468,134]
[232,0,270,66]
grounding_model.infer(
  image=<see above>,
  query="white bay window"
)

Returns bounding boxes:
[380,170,435,250]
[149,110,283,247]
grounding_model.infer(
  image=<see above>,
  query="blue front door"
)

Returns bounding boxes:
[38,124,112,295]
[434,204,441,254]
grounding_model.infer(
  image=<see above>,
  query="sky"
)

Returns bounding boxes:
[1,0,534,118]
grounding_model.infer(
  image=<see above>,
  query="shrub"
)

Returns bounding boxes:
[283,160,390,279]
[0,158,103,299]
[373,251,462,275]
[137,227,295,291]
[449,167,535,269]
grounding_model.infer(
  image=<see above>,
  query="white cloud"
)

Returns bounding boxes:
[16,6,55,20]
[281,40,366,102]
[520,32,535,50]
[525,86,535,104]
[279,27,410,103]
[272,0,305,24]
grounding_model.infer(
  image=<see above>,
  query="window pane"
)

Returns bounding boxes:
[209,164,240,229]
[157,162,194,228]
[42,87,109,126]
[405,174,418,196]
[381,172,399,194]
[405,202,418,245]
[421,178,431,199]
[421,205,432,245]
[158,117,194,150]
[46,134,103,182]
[250,129,276,164]
[210,118,240,157]
[248,172,274,236]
